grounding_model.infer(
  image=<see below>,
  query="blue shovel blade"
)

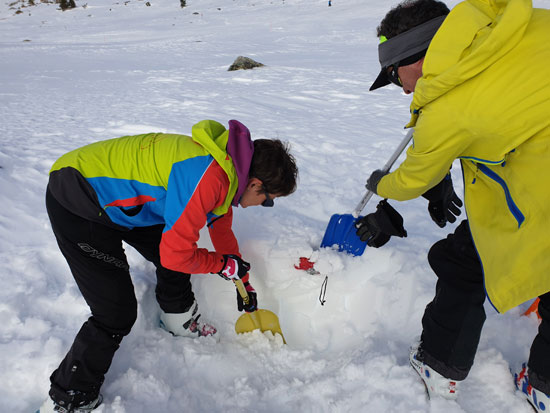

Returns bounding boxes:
[320,213,367,256]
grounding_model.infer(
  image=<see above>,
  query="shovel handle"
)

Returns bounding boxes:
[233,279,261,328]
[233,279,250,305]
[353,128,414,217]
[234,279,250,305]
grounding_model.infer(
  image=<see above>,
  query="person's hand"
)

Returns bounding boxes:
[366,169,389,194]
[236,281,258,312]
[218,254,250,281]
[355,199,407,247]
[422,175,463,228]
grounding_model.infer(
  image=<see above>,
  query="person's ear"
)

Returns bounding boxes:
[414,57,425,72]
[247,177,262,189]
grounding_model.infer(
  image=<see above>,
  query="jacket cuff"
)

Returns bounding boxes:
[213,253,225,274]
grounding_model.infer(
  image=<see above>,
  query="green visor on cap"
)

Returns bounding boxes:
[369,15,446,91]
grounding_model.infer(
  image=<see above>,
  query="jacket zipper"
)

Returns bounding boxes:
[477,164,525,228]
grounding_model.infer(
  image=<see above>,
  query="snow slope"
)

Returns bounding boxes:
[0,0,548,411]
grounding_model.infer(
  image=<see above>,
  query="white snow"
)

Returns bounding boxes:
[1,0,548,411]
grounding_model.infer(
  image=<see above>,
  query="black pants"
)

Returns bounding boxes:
[45,188,194,402]
[422,220,550,391]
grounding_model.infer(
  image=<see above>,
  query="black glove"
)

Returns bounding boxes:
[422,174,463,228]
[355,199,407,247]
[218,254,251,281]
[236,281,258,312]
[366,169,389,194]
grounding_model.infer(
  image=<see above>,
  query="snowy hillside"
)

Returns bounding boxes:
[1,0,549,411]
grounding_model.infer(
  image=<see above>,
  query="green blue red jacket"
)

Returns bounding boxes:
[48,120,254,275]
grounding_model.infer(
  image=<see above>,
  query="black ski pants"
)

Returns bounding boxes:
[45,188,195,402]
[421,219,550,391]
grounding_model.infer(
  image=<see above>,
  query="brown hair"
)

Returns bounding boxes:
[377,0,450,39]
[249,139,298,197]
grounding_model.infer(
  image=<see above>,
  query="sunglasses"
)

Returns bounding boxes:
[387,63,403,87]
[262,188,274,207]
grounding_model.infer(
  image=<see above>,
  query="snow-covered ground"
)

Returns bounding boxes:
[1,0,548,411]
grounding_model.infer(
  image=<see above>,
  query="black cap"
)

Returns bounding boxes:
[369,15,446,91]
[370,68,391,91]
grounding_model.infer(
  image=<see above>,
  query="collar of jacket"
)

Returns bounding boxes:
[191,120,240,216]
[226,120,254,207]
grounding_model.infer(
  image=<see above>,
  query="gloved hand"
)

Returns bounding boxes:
[422,174,463,228]
[355,199,407,247]
[236,281,258,312]
[366,169,389,194]
[218,254,251,281]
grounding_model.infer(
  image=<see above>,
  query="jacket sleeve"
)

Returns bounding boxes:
[208,207,240,256]
[377,109,468,201]
[208,208,252,283]
[159,161,229,274]
[208,208,250,284]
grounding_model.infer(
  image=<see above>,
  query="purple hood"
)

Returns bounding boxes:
[226,120,254,207]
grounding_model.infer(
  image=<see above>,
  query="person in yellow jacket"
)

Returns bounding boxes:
[360,0,550,408]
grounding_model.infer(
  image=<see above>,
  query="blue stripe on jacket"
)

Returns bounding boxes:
[86,155,214,230]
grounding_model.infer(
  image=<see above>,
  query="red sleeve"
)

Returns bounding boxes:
[209,208,250,283]
[208,207,240,256]
[159,162,228,274]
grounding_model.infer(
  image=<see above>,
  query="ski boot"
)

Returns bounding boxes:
[160,299,217,338]
[514,363,550,412]
[409,343,460,400]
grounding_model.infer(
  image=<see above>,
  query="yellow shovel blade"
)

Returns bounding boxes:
[235,309,286,343]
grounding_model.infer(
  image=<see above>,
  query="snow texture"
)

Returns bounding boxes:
[1,0,549,411]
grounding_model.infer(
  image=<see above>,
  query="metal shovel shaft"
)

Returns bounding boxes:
[352,128,414,217]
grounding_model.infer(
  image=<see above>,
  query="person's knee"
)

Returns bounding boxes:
[92,302,137,337]
[428,239,447,274]
[112,305,137,335]
[428,240,484,294]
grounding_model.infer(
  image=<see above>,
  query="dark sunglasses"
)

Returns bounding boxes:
[387,63,403,87]
[262,188,274,207]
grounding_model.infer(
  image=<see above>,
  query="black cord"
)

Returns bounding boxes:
[319,276,328,306]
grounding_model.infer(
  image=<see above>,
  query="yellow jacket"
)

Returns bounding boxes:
[377,0,550,313]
